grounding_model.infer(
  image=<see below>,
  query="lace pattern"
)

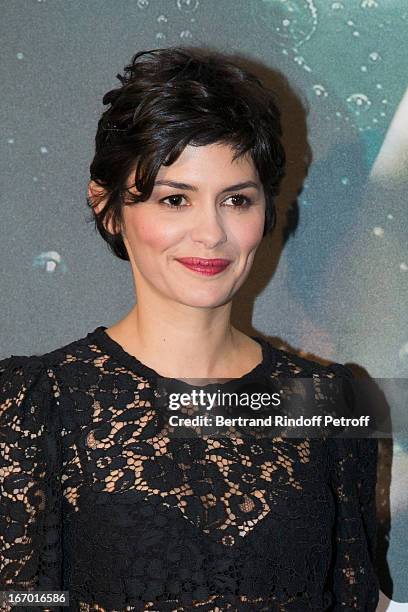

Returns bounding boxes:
[0,328,379,611]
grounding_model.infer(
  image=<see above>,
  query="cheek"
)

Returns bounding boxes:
[125,210,182,252]
[231,213,265,252]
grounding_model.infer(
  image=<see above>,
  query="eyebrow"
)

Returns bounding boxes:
[154,180,261,194]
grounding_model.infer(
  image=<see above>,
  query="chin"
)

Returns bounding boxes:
[174,291,233,309]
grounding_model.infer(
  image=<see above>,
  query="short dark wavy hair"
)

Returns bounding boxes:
[87,46,286,261]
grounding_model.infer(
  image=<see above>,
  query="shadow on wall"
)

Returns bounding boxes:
[377,590,408,610]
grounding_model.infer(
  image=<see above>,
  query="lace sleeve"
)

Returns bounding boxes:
[326,364,380,611]
[0,355,62,610]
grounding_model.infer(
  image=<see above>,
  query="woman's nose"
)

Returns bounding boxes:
[189,203,228,247]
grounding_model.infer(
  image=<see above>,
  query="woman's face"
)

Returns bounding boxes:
[120,142,266,308]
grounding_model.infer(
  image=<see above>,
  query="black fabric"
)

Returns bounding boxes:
[0,326,379,611]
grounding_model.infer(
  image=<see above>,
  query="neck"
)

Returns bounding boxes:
[106,301,259,379]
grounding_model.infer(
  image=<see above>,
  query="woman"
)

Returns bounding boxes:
[0,47,379,611]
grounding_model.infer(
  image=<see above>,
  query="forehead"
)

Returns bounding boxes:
[126,143,259,191]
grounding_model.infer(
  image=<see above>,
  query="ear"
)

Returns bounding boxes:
[87,180,108,214]
[87,180,120,235]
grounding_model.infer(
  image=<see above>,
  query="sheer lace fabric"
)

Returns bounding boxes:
[0,327,379,611]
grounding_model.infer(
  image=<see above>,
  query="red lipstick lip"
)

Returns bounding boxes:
[175,257,231,266]
[175,257,232,276]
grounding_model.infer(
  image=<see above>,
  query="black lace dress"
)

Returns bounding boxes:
[0,326,379,611]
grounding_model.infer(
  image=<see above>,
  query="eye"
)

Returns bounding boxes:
[225,194,253,208]
[158,193,254,211]
[159,194,186,211]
